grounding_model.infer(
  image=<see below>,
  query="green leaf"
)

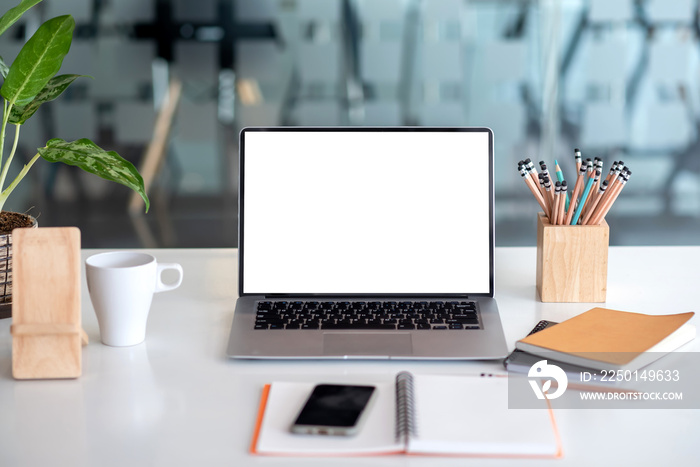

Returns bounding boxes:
[0,0,43,38]
[38,138,150,212]
[0,55,8,79]
[1,15,74,106]
[9,74,87,125]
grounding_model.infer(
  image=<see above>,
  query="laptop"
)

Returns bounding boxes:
[226,127,508,359]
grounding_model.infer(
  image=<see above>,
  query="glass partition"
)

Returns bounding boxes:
[1,0,698,247]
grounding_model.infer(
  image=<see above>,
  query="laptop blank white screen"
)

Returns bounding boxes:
[241,129,492,295]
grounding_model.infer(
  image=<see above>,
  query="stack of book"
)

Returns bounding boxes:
[505,308,695,384]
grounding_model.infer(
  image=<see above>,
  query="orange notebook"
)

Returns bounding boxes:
[250,372,562,458]
[516,308,695,370]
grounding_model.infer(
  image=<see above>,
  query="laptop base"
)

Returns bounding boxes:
[227,296,508,360]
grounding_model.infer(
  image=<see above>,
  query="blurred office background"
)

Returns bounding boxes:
[0,0,699,247]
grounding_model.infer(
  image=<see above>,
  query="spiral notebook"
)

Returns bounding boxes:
[250,372,562,458]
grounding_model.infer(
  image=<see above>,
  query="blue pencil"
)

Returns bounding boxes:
[570,171,597,225]
[554,160,570,211]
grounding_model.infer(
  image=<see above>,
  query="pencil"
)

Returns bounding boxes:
[582,161,602,218]
[530,159,549,200]
[564,163,587,225]
[577,159,594,214]
[592,158,603,193]
[554,160,564,183]
[554,160,570,211]
[581,179,608,225]
[542,173,553,204]
[557,180,568,225]
[604,161,618,186]
[539,173,551,218]
[591,170,624,222]
[607,162,624,194]
[524,158,540,190]
[543,175,555,215]
[581,167,600,216]
[571,169,599,225]
[574,148,582,173]
[519,164,548,214]
[586,159,599,213]
[539,162,554,203]
[552,182,562,224]
[590,170,631,225]
[600,164,626,210]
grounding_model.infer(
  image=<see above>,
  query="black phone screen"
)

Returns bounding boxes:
[293,384,376,428]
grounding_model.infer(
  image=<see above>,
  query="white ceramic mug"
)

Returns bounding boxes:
[86,251,183,347]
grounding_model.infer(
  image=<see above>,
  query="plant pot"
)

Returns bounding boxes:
[0,212,38,319]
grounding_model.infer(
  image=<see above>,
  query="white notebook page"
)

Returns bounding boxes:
[408,374,559,456]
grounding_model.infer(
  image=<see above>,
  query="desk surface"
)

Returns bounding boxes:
[1,247,698,466]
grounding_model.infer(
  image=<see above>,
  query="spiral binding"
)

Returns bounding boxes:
[395,371,416,444]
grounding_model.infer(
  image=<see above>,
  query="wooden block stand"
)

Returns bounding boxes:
[536,213,609,303]
[10,227,87,379]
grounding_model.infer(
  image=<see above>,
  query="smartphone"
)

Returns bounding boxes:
[290,384,377,436]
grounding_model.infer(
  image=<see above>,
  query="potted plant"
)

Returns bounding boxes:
[0,0,149,316]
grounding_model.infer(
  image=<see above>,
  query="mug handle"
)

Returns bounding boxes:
[155,263,184,293]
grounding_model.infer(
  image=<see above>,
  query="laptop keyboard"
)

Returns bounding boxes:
[254,300,481,330]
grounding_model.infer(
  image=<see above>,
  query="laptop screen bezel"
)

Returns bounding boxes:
[238,127,495,298]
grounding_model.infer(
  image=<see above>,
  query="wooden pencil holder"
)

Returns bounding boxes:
[536,213,609,303]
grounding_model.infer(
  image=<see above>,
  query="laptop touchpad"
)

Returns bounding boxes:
[323,333,412,357]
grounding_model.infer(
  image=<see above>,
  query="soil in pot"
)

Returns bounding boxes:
[0,211,36,232]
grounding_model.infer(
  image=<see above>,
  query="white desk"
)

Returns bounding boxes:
[1,247,698,466]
